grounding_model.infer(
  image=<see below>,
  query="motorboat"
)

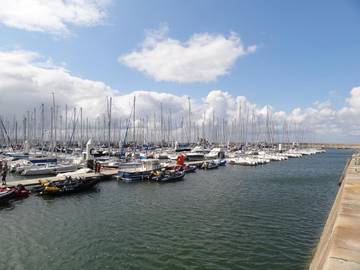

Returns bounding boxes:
[0,188,16,203]
[201,161,219,170]
[156,171,185,183]
[214,159,226,166]
[184,165,197,173]
[39,177,99,196]
[21,163,80,176]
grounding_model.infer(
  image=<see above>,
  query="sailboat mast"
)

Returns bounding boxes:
[133,96,136,144]
[64,104,67,149]
[107,97,112,156]
[80,107,83,150]
[188,97,191,144]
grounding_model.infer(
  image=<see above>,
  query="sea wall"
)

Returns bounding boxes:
[308,155,360,269]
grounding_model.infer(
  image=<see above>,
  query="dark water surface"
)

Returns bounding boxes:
[0,149,353,270]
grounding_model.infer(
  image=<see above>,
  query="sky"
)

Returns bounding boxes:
[0,0,360,142]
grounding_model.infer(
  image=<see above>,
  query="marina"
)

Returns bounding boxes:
[1,1,359,269]
[0,148,352,269]
[0,94,358,270]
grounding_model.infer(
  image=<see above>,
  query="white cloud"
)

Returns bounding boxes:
[0,50,114,115]
[0,0,109,35]
[120,26,256,83]
[1,49,360,143]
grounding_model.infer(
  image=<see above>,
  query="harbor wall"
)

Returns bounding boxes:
[308,155,360,270]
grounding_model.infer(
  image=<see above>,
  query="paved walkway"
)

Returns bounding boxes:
[309,155,360,270]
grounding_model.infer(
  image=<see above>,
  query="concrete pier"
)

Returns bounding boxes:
[309,154,360,269]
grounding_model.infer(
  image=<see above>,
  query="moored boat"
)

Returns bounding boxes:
[184,165,197,173]
[39,177,99,196]
[0,188,16,203]
[201,161,219,170]
[156,171,185,183]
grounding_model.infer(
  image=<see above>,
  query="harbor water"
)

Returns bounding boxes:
[0,149,353,270]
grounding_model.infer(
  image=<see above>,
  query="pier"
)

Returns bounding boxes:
[4,161,208,187]
[6,168,119,187]
[309,154,360,269]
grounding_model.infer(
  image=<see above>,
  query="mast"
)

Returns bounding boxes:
[107,97,112,157]
[51,92,56,154]
[188,97,191,144]
[33,107,37,144]
[212,110,215,143]
[133,96,136,144]
[50,107,54,154]
[86,117,89,143]
[202,112,205,141]
[15,120,18,146]
[64,104,68,153]
[160,103,163,144]
[80,107,83,150]
[23,115,27,143]
[41,103,44,147]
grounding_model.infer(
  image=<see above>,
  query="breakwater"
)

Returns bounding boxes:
[309,153,360,269]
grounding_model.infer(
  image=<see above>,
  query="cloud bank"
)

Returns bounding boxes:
[120,26,257,83]
[0,49,359,143]
[0,0,109,35]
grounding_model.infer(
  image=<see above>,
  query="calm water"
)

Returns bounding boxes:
[0,149,352,270]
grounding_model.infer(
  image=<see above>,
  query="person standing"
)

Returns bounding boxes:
[2,162,8,186]
[0,162,3,185]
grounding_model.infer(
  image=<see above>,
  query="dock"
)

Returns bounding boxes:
[3,160,213,187]
[309,154,360,269]
[6,168,119,187]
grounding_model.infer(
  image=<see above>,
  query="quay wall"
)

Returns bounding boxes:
[308,154,360,269]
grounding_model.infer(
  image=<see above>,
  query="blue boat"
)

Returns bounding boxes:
[115,160,161,182]
[115,170,153,182]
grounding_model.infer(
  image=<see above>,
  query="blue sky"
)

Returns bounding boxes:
[1,0,360,142]
[1,0,359,112]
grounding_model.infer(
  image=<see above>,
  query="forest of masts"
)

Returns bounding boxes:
[0,95,314,150]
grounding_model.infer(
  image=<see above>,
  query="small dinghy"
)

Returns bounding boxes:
[0,188,16,203]
[11,185,30,198]
[214,159,226,166]
[157,171,185,183]
[184,165,197,173]
[201,161,219,170]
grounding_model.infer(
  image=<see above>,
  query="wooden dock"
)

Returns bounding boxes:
[5,168,119,187]
[309,154,360,269]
